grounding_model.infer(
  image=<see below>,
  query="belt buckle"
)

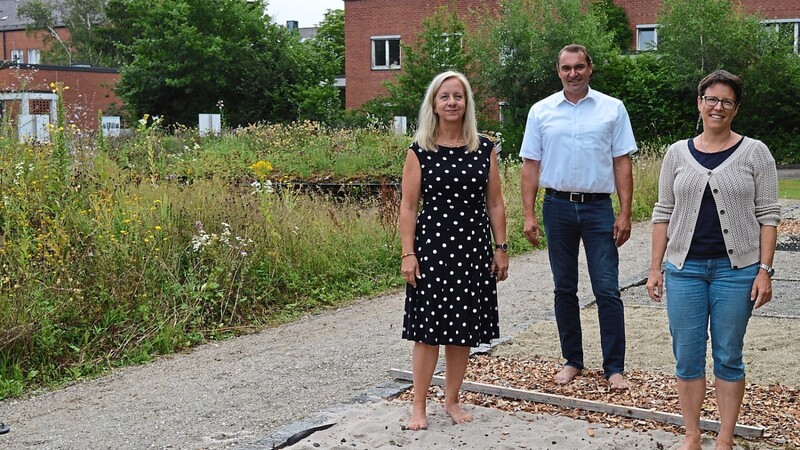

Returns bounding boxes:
[569,192,584,202]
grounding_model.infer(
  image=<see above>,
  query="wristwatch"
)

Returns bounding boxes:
[758,263,775,278]
[495,243,508,251]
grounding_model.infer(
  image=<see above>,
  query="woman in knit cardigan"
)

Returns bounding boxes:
[645,70,780,450]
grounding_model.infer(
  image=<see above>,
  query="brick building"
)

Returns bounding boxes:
[0,0,122,134]
[0,63,121,132]
[343,0,800,109]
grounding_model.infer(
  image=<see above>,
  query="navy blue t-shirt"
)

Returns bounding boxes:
[686,136,744,260]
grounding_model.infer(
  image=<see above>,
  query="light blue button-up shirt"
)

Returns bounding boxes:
[519,87,638,193]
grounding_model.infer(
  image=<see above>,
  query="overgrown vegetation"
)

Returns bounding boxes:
[0,121,407,398]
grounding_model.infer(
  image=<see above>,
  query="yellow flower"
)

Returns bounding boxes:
[249,160,274,181]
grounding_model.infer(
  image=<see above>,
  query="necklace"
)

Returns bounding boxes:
[700,132,733,153]
[437,138,465,147]
[436,133,465,147]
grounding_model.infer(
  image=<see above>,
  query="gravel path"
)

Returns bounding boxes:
[1,199,798,450]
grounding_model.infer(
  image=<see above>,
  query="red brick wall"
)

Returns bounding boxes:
[344,0,800,109]
[1,28,71,62]
[344,0,498,109]
[0,66,122,131]
[615,0,799,26]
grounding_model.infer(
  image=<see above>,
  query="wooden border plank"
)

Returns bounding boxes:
[389,369,764,438]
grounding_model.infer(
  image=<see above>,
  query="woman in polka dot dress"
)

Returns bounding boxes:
[398,71,509,431]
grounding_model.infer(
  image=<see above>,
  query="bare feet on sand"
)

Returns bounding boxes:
[445,403,473,424]
[676,431,702,450]
[554,365,581,384]
[407,407,428,431]
[714,439,734,450]
[607,373,629,390]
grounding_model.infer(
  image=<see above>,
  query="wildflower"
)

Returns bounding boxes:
[249,160,273,181]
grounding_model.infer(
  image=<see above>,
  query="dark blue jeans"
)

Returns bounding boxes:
[542,194,625,378]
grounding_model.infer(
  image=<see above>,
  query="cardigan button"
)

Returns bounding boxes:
[728,249,734,254]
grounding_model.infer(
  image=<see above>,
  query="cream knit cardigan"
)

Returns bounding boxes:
[652,137,781,269]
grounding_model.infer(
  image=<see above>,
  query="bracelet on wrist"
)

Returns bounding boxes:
[401,252,416,259]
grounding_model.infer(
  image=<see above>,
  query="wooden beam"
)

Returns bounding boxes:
[388,369,764,438]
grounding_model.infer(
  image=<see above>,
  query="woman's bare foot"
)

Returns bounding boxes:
[608,373,629,390]
[677,431,703,450]
[554,365,581,384]
[714,438,734,450]
[445,403,473,424]
[406,406,428,431]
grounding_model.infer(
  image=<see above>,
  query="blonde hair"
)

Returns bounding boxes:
[413,71,479,153]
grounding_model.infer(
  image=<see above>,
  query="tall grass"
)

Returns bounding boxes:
[0,109,665,398]
[0,122,407,397]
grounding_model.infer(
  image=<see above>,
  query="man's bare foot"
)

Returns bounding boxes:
[608,373,629,390]
[445,403,473,424]
[554,365,581,385]
[406,407,428,431]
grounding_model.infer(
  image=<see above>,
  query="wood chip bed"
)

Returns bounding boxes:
[396,355,799,448]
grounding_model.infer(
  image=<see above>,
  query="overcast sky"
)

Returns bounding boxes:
[267,0,344,28]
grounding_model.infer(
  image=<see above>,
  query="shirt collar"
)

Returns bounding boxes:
[558,86,596,105]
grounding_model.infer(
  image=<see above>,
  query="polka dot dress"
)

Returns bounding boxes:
[402,135,500,347]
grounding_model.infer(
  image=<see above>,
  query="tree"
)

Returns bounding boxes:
[291,8,345,123]
[656,0,800,159]
[468,0,617,150]
[90,0,140,67]
[363,6,473,126]
[657,0,764,94]
[111,0,336,127]
[590,0,633,53]
[313,9,345,76]
[18,0,107,66]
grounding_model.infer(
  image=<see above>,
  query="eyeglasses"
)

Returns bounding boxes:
[701,96,737,110]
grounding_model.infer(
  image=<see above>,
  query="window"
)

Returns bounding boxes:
[764,19,800,54]
[372,36,401,70]
[27,49,40,64]
[10,49,23,63]
[636,25,658,51]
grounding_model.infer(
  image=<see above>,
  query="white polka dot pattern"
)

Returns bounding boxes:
[402,136,500,347]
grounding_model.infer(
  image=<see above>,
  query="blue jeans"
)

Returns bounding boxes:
[665,258,757,382]
[542,194,624,378]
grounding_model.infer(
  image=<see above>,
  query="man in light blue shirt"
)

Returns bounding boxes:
[520,44,637,390]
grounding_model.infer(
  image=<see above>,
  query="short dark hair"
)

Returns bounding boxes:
[557,44,593,68]
[697,70,743,104]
